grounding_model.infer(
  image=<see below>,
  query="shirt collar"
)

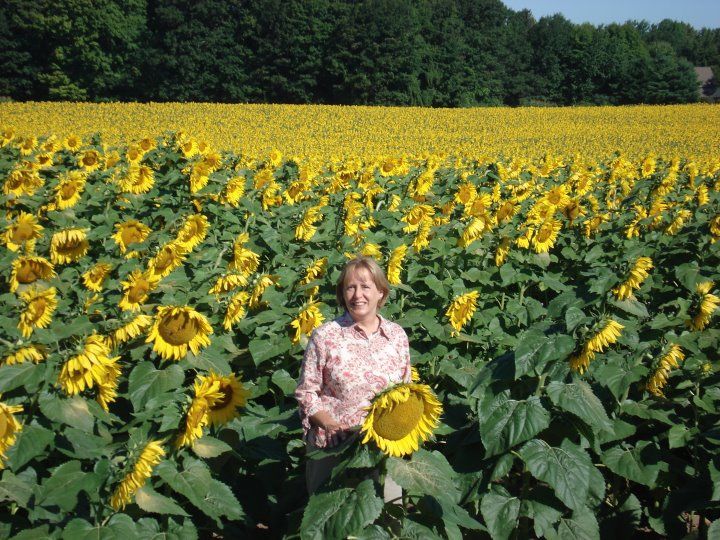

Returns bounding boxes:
[338,311,389,339]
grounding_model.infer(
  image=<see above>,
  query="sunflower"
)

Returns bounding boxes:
[119,269,159,311]
[106,313,153,349]
[531,216,562,253]
[495,200,519,223]
[54,171,86,209]
[9,255,55,293]
[78,149,101,171]
[295,205,324,242]
[50,228,89,265]
[413,219,432,252]
[147,243,188,279]
[203,372,249,426]
[645,344,685,397]
[361,383,442,457]
[641,155,656,177]
[33,152,54,169]
[209,273,248,295]
[110,440,165,511]
[221,175,246,207]
[612,257,653,300]
[387,245,408,285]
[4,211,43,252]
[248,274,277,310]
[18,136,37,156]
[299,257,327,297]
[495,237,511,267]
[446,291,480,334]
[105,150,121,170]
[1,126,15,147]
[687,281,720,331]
[119,165,155,194]
[0,397,23,468]
[290,301,325,344]
[82,262,112,292]
[18,287,58,337]
[95,358,122,411]
[175,214,208,250]
[3,344,46,365]
[175,375,225,448]
[569,319,624,374]
[231,233,256,270]
[455,182,477,205]
[189,163,210,193]
[3,167,44,197]
[112,220,151,255]
[458,215,492,248]
[224,291,250,330]
[138,137,156,153]
[146,305,213,361]
[387,194,401,212]
[710,215,720,243]
[57,334,120,397]
[64,134,82,152]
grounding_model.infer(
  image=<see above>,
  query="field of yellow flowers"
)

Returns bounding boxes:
[2,102,720,162]
[0,103,719,539]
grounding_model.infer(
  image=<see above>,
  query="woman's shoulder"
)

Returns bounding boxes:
[380,315,408,338]
[309,316,345,339]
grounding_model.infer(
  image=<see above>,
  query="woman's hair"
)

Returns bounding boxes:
[335,256,391,310]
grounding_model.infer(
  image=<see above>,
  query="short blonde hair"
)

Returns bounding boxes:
[336,256,391,311]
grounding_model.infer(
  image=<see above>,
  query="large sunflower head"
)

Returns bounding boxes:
[18,286,58,338]
[55,171,86,210]
[4,212,43,252]
[147,242,188,279]
[81,262,112,292]
[79,149,101,171]
[361,383,442,457]
[119,165,154,194]
[146,305,213,361]
[175,214,208,250]
[0,396,23,468]
[112,220,151,255]
[50,228,89,265]
[4,167,44,197]
[118,269,159,311]
[9,255,55,293]
[201,372,250,426]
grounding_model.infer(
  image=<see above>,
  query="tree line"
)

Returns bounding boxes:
[1,0,718,106]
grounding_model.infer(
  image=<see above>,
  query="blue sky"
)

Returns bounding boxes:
[502,0,720,29]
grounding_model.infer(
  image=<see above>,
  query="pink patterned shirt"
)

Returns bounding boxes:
[295,312,412,448]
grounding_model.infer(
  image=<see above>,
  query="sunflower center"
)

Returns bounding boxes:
[83,153,97,166]
[121,225,144,245]
[60,183,78,199]
[17,262,39,283]
[158,312,197,345]
[12,222,34,242]
[536,223,553,243]
[210,385,233,410]
[154,248,173,269]
[373,393,425,441]
[27,298,47,322]
[127,280,150,303]
[0,413,9,437]
[58,238,82,253]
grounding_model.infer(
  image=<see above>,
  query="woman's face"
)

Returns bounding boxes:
[343,267,384,322]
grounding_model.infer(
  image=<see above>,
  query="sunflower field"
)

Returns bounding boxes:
[1,120,720,539]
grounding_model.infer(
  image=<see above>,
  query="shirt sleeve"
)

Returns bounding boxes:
[399,327,412,383]
[295,330,326,433]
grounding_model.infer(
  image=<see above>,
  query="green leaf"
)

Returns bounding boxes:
[668,425,693,449]
[565,307,588,332]
[520,486,564,537]
[386,450,459,502]
[156,457,243,522]
[708,519,720,540]
[191,436,232,458]
[480,485,520,540]
[545,507,600,540]
[300,479,384,540]
[0,468,36,506]
[248,333,292,367]
[518,440,593,511]
[62,513,139,539]
[479,396,550,457]
[271,369,296,395]
[5,423,55,469]
[355,525,392,539]
[135,485,189,516]
[12,525,51,539]
[128,362,185,410]
[39,394,95,433]
[601,441,660,487]
[609,297,649,318]
[546,381,613,433]
[36,460,100,512]
[0,363,40,393]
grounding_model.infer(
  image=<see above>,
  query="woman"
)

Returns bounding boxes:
[295,256,411,498]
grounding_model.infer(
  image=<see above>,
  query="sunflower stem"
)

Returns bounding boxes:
[534,374,547,397]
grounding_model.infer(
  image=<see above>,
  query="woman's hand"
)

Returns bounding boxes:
[310,411,348,448]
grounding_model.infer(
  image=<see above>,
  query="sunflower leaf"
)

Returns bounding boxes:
[134,485,189,516]
[546,381,613,433]
[600,441,661,487]
[518,439,593,511]
[128,362,185,411]
[300,479,383,540]
[386,450,459,502]
[35,460,101,512]
[480,485,521,540]
[479,396,550,457]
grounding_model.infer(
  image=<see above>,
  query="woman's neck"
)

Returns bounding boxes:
[350,313,380,335]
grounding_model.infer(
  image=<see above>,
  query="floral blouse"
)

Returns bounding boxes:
[295,312,412,448]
